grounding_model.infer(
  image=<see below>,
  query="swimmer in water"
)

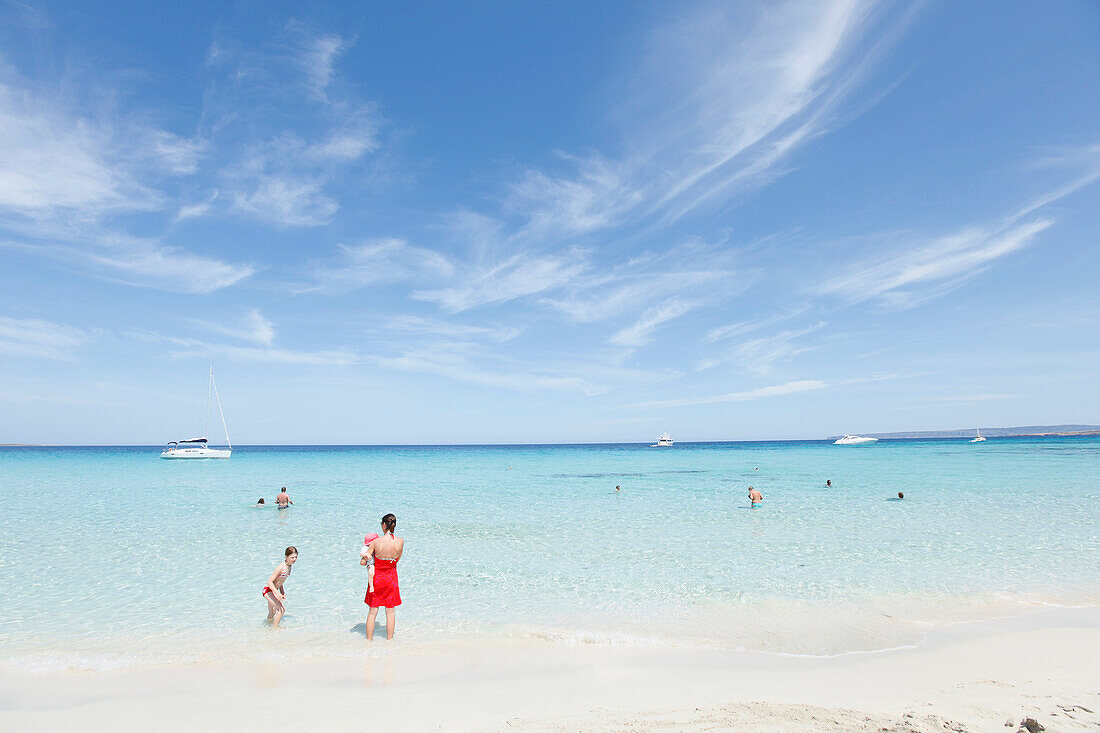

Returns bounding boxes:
[276,487,293,509]
[897,492,903,499]
[615,485,621,492]
[826,479,832,487]
[748,486,763,507]
[256,497,265,506]
[262,546,297,627]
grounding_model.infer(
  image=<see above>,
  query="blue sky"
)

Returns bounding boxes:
[1,0,1098,444]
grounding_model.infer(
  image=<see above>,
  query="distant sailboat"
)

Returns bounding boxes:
[161,366,232,459]
[970,428,986,443]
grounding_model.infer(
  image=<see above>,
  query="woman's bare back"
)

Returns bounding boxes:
[370,534,403,561]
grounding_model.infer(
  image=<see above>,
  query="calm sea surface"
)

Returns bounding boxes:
[3,438,1098,668]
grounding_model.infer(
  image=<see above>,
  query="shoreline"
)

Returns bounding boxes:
[2,606,1098,731]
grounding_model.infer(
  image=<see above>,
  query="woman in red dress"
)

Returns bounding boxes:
[364,513,403,640]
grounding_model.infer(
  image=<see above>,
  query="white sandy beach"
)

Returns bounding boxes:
[2,606,1097,732]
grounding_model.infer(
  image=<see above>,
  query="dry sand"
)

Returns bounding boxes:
[1,607,1097,732]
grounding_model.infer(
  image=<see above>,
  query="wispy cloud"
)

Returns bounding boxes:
[192,26,384,228]
[226,113,379,226]
[1,1,53,30]
[816,162,1100,309]
[192,308,276,346]
[0,77,158,221]
[496,0,911,244]
[414,248,590,313]
[817,220,1052,309]
[698,322,827,374]
[541,240,747,326]
[373,315,522,343]
[299,33,346,97]
[365,345,602,394]
[173,191,220,222]
[609,299,693,347]
[394,0,903,340]
[0,45,255,293]
[165,336,357,366]
[0,316,91,360]
[305,238,453,293]
[2,234,255,294]
[503,153,643,241]
[703,309,809,344]
[634,379,827,408]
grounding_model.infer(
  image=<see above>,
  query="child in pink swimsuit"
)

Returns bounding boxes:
[262,546,297,627]
[359,533,379,592]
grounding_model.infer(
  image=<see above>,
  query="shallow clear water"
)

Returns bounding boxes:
[3,438,1098,668]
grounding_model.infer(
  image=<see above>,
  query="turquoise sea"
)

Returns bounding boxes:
[2,438,1099,670]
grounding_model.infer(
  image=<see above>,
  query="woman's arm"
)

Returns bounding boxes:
[393,538,404,562]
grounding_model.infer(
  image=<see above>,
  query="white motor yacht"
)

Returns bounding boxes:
[651,432,674,447]
[161,366,232,459]
[833,435,878,445]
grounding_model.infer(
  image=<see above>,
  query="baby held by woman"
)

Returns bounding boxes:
[360,533,378,593]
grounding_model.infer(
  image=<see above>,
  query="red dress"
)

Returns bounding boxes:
[365,556,401,608]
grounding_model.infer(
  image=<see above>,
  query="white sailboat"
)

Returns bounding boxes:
[970,428,986,443]
[161,366,232,459]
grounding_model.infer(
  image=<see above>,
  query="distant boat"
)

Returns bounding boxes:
[833,435,878,445]
[970,428,986,443]
[651,432,674,447]
[161,366,232,459]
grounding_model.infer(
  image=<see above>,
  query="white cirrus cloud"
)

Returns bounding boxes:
[229,173,337,227]
[366,345,602,395]
[634,379,827,408]
[305,238,454,293]
[0,79,158,220]
[165,336,357,366]
[498,0,914,245]
[817,220,1052,309]
[414,249,589,313]
[816,167,1100,310]
[0,316,92,360]
[374,315,522,343]
[1,234,255,294]
[699,322,827,375]
[299,33,346,96]
[192,309,276,346]
[609,299,694,348]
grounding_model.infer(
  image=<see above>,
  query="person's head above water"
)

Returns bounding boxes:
[381,513,397,534]
[257,498,265,504]
[615,485,621,491]
[826,480,832,486]
[898,492,904,499]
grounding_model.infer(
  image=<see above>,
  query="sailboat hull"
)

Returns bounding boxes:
[161,448,232,459]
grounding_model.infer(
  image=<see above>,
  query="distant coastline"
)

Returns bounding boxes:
[830,425,1100,440]
[3,427,1100,447]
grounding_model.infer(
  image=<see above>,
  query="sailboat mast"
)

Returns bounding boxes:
[211,371,231,449]
[205,364,213,440]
